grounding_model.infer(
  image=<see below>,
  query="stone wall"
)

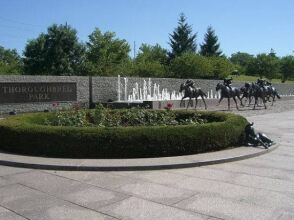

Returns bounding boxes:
[92,76,294,102]
[0,75,89,114]
[1,75,294,113]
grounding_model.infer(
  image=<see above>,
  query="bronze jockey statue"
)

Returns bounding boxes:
[245,122,274,149]
[185,79,196,89]
[223,77,233,90]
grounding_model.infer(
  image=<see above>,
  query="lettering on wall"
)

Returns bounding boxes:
[0,82,77,103]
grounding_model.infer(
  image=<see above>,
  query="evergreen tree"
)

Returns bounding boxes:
[200,26,222,57]
[269,48,277,57]
[168,13,197,60]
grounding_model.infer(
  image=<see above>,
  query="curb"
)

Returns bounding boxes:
[0,144,278,171]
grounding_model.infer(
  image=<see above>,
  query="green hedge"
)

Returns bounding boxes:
[0,111,248,158]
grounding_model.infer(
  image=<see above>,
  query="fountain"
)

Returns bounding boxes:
[114,75,220,109]
[117,75,184,102]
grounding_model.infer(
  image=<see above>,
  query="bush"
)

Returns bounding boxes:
[0,110,248,158]
[170,53,213,79]
[132,61,167,78]
[45,106,208,127]
[209,56,234,79]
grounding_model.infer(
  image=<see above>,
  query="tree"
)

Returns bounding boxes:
[200,26,222,57]
[23,24,86,75]
[168,13,197,60]
[0,46,23,74]
[280,55,294,82]
[209,56,234,79]
[170,53,213,79]
[136,43,168,65]
[269,48,277,57]
[247,53,279,79]
[85,28,131,76]
[230,52,254,74]
[132,61,166,78]
[132,43,168,77]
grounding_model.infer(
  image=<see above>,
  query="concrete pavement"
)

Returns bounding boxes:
[0,109,293,219]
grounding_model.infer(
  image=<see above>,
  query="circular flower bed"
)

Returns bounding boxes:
[0,108,248,158]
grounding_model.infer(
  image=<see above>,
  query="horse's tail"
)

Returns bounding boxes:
[271,88,281,99]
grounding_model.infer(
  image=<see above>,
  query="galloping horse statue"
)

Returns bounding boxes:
[240,82,254,106]
[216,83,243,110]
[179,80,207,110]
[259,81,281,105]
[248,79,281,109]
[250,83,268,109]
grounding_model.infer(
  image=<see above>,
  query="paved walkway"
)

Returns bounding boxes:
[0,109,293,219]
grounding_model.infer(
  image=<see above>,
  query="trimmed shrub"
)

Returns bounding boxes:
[0,110,248,158]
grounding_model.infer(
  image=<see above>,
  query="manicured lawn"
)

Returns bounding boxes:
[228,74,294,84]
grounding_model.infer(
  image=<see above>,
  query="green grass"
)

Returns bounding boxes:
[228,75,294,84]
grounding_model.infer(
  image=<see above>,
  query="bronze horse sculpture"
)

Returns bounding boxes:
[263,84,281,105]
[240,82,254,106]
[179,83,207,110]
[249,83,268,109]
[216,83,243,110]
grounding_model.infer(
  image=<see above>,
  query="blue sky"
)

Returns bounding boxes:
[0,0,293,57]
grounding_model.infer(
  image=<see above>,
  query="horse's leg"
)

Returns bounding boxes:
[257,98,261,106]
[228,98,231,110]
[180,97,185,107]
[241,94,247,106]
[180,96,188,108]
[233,96,239,110]
[186,97,192,110]
[237,95,244,107]
[190,97,193,107]
[262,97,267,109]
[253,96,258,110]
[195,97,198,109]
[217,96,223,106]
[201,95,207,109]
[248,96,252,106]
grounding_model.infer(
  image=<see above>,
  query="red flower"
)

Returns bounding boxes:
[165,102,173,110]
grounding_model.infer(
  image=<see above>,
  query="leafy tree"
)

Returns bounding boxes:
[209,56,234,79]
[0,46,23,74]
[170,53,213,79]
[168,13,197,60]
[132,61,166,78]
[136,43,168,65]
[280,55,294,82]
[230,52,254,74]
[132,43,168,77]
[23,24,86,75]
[247,53,279,79]
[200,26,222,57]
[114,59,135,76]
[85,28,131,76]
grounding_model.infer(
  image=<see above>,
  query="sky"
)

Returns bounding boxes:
[0,0,294,57]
